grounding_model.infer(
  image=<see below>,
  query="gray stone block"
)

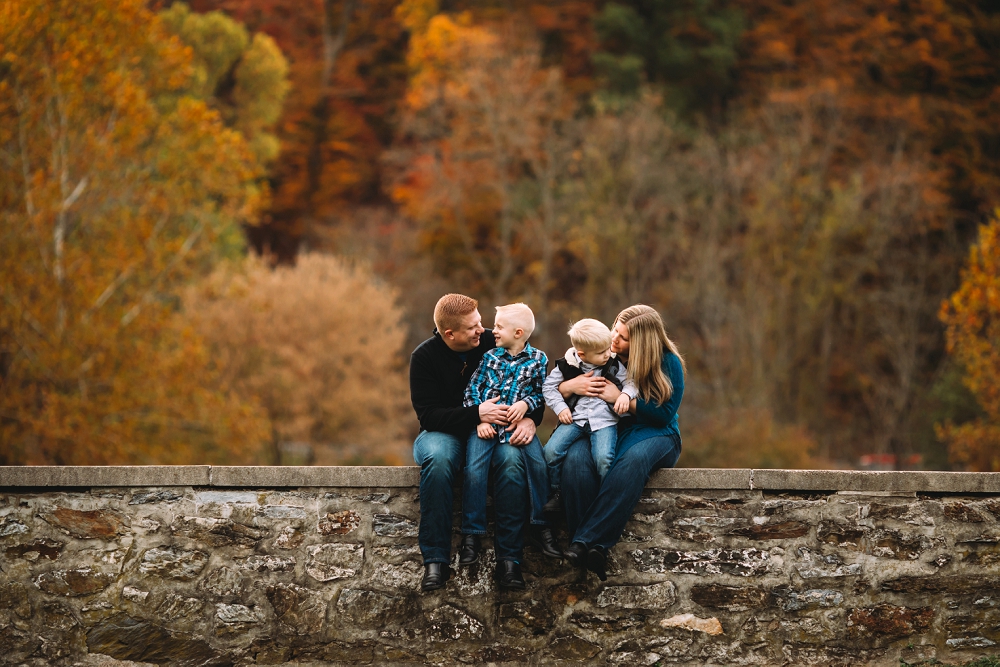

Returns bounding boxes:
[647,468,752,489]
[752,469,1000,493]
[0,466,209,487]
[209,465,420,487]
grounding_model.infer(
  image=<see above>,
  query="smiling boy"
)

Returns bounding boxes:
[460,303,554,587]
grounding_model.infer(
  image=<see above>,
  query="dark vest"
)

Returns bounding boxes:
[556,356,625,411]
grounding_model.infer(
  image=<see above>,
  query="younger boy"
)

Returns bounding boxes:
[460,304,552,581]
[542,318,636,510]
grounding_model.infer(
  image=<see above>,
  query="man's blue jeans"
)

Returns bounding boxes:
[544,422,617,492]
[413,430,464,565]
[460,431,547,562]
[562,431,681,550]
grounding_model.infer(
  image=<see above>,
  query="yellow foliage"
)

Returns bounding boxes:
[938,210,1000,470]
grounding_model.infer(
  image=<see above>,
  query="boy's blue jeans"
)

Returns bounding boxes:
[460,430,549,562]
[543,422,617,492]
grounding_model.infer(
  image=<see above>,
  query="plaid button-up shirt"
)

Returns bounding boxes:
[463,343,548,443]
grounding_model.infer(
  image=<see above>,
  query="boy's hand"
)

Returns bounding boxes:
[476,422,495,439]
[558,408,573,425]
[506,400,528,423]
[613,393,631,415]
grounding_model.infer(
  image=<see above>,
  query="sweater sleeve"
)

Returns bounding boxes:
[543,364,569,416]
[613,363,637,399]
[410,347,481,436]
[633,352,684,428]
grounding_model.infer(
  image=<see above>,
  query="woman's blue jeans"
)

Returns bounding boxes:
[562,431,681,550]
[544,422,617,491]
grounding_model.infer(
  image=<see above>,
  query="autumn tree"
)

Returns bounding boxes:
[159,2,290,166]
[389,7,578,347]
[938,211,1000,471]
[187,253,413,465]
[0,0,270,464]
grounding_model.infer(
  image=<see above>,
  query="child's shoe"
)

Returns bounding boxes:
[542,492,562,513]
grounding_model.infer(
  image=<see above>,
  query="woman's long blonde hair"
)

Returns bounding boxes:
[617,305,685,406]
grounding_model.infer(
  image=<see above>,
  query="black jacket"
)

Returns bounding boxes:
[409,330,543,438]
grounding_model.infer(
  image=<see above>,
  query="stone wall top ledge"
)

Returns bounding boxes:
[1,465,999,493]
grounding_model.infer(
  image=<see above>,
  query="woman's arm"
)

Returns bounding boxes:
[558,371,606,399]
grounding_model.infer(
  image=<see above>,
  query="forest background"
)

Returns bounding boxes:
[2,0,1000,470]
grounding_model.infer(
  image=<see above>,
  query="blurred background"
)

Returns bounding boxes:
[2,0,999,469]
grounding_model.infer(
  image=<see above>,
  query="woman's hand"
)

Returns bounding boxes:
[558,371,607,399]
[597,382,623,405]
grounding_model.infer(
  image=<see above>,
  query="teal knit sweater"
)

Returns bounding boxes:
[617,348,684,456]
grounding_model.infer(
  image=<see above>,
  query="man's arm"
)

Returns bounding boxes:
[409,347,480,436]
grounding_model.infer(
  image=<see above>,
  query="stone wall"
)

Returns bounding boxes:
[2,466,1000,666]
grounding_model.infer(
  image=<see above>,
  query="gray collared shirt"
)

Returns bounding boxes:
[542,350,637,431]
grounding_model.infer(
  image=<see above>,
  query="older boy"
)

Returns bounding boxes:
[410,294,543,592]
[460,304,558,587]
[542,318,636,511]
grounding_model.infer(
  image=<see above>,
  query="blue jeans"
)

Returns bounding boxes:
[562,432,681,550]
[544,423,617,492]
[461,432,548,562]
[413,430,464,564]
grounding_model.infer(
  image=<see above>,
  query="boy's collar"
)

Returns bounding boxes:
[499,341,532,358]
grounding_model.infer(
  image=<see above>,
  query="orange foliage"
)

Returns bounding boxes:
[187,254,413,464]
[0,0,269,464]
[938,210,1000,471]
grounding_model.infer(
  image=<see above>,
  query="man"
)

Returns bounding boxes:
[409,294,557,592]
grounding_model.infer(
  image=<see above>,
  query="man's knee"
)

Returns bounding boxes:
[416,432,462,476]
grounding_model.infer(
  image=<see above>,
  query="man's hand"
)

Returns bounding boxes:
[508,417,536,446]
[478,396,509,425]
[613,393,631,415]
[476,422,495,439]
[506,400,528,423]
[558,371,607,399]
[558,408,573,425]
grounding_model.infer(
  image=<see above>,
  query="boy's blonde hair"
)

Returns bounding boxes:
[434,293,478,333]
[568,318,613,353]
[495,303,535,338]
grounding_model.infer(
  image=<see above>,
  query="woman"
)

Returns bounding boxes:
[557,304,685,580]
